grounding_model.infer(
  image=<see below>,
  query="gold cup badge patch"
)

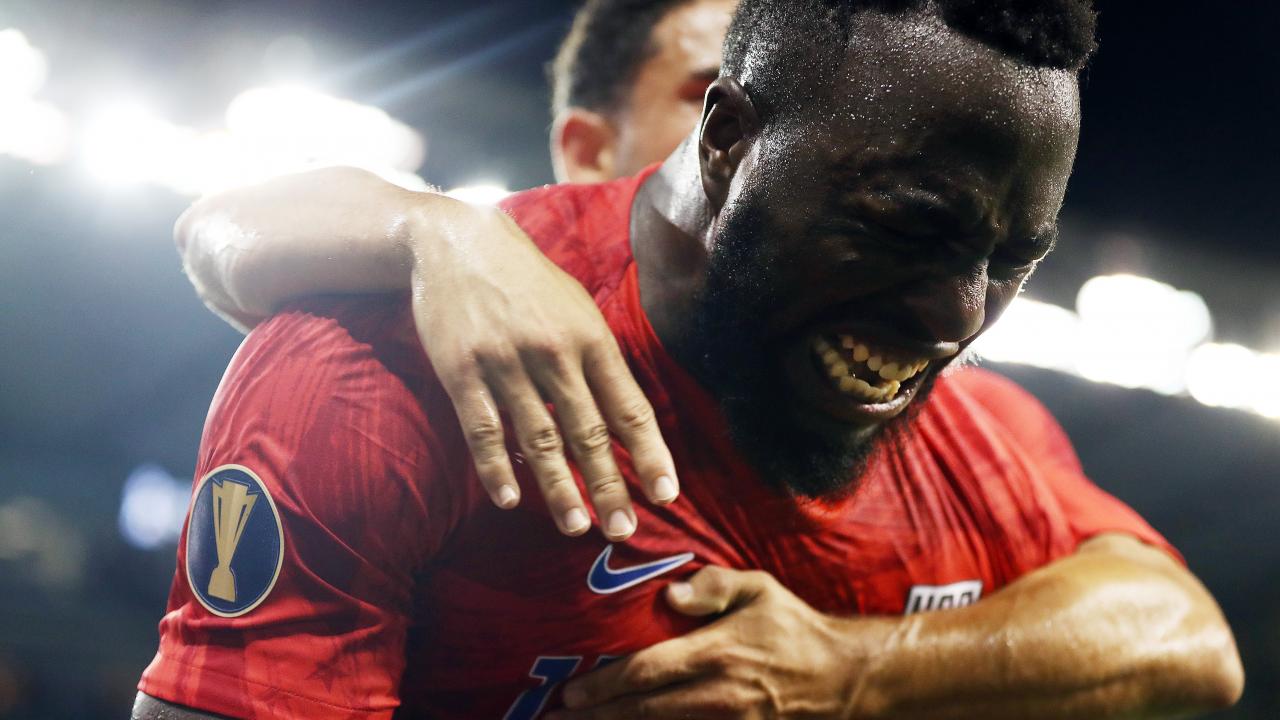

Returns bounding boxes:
[186,464,284,617]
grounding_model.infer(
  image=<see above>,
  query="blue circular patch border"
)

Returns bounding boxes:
[185,464,285,618]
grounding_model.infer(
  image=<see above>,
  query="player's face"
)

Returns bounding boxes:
[610,0,734,177]
[685,14,1081,496]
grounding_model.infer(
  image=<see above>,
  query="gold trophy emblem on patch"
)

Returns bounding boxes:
[207,479,258,602]
[187,464,283,617]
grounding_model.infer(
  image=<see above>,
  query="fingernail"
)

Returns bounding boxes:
[563,507,591,534]
[651,474,678,503]
[607,509,634,538]
[496,485,519,509]
[668,581,693,603]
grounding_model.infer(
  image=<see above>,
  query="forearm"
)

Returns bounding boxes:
[851,535,1242,719]
[175,167,493,325]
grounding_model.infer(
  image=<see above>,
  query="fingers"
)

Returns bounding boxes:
[666,566,772,617]
[585,340,679,506]
[538,368,637,542]
[437,373,522,510]
[486,366,593,536]
[561,634,715,709]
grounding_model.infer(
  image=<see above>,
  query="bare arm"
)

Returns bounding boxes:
[175,167,431,329]
[556,535,1243,719]
[855,534,1242,718]
[175,167,678,541]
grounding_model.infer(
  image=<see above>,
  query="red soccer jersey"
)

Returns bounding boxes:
[140,170,1175,719]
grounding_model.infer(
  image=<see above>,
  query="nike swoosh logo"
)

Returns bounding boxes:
[586,545,695,595]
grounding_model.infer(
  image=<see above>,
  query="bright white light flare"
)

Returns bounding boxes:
[969,297,1081,374]
[446,183,511,206]
[1075,274,1211,394]
[0,29,47,99]
[81,86,425,194]
[0,29,70,165]
[118,463,190,550]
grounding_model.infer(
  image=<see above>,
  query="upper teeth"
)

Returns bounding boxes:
[812,334,934,402]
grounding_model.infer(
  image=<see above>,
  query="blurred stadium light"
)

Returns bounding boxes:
[974,274,1279,421]
[445,183,512,205]
[0,28,71,165]
[971,296,1081,374]
[83,99,192,188]
[2,27,1277,426]
[1074,274,1212,394]
[117,463,189,550]
[7,26,425,193]
[1186,343,1280,418]
[83,86,427,195]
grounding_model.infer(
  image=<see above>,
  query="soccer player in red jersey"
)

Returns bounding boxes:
[137,1,1244,718]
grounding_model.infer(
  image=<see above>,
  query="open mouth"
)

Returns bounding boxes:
[779,327,957,427]
[811,334,931,404]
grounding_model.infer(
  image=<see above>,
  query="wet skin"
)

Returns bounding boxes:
[632,11,1081,492]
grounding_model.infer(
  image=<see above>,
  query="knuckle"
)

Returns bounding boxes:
[706,650,731,673]
[527,331,571,358]
[587,322,619,347]
[586,473,627,497]
[619,659,652,687]
[700,565,730,585]
[435,356,477,383]
[567,422,613,454]
[479,345,520,373]
[462,419,504,449]
[614,399,657,432]
[523,425,564,456]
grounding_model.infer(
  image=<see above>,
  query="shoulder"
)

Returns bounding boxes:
[202,293,479,549]
[139,295,480,718]
[933,365,1081,471]
[497,173,645,298]
[228,292,430,400]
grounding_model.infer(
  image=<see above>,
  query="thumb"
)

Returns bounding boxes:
[666,566,770,617]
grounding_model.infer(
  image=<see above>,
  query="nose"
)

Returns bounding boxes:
[899,265,988,345]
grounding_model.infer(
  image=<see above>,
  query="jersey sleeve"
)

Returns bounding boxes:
[139,295,468,719]
[956,367,1182,562]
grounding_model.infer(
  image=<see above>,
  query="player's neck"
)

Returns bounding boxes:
[630,138,715,352]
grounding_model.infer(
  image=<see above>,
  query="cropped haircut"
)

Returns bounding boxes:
[722,0,1097,121]
[550,0,696,117]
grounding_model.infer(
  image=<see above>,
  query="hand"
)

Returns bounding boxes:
[551,566,897,719]
[410,201,679,541]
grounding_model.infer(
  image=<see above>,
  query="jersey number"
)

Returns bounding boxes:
[503,655,618,720]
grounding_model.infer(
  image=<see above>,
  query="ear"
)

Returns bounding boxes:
[551,109,617,184]
[698,77,759,210]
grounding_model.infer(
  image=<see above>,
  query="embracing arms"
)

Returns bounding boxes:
[554,534,1242,719]
[134,535,1242,719]
[177,167,676,541]
[174,168,1242,718]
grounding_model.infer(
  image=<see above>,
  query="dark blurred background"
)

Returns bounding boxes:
[0,1,1277,718]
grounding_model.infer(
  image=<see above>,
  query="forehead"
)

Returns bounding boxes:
[648,0,735,72]
[825,12,1080,161]
[773,12,1082,228]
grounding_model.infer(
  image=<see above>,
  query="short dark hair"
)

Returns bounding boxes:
[550,0,696,117]
[723,0,1097,120]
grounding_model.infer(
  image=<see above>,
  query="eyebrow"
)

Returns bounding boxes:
[824,185,1062,257]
